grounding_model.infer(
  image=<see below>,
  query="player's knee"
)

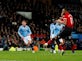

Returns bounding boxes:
[28,40,32,44]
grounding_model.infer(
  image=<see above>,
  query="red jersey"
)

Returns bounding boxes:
[62,12,74,28]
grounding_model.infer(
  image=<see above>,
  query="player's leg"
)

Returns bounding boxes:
[50,38,57,54]
[59,38,66,55]
[23,37,29,48]
[44,34,54,46]
[22,37,29,51]
[23,36,32,51]
[53,37,58,54]
[23,37,28,45]
[44,39,53,47]
[27,35,34,52]
[59,26,72,55]
[45,37,58,54]
[27,35,32,47]
[71,40,77,53]
[58,27,66,55]
[44,34,57,46]
[58,27,68,55]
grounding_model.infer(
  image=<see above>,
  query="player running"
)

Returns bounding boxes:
[18,20,32,48]
[57,8,74,55]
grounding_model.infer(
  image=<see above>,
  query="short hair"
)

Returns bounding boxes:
[62,8,67,11]
[22,20,27,23]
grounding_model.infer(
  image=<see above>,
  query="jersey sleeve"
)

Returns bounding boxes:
[18,26,23,38]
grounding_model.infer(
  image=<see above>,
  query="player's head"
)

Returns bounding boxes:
[22,20,27,26]
[56,19,61,24]
[62,8,67,12]
[61,8,67,16]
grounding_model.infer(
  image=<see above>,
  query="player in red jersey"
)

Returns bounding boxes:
[57,8,74,55]
[60,8,74,28]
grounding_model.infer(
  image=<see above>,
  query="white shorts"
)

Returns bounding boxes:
[23,36,32,44]
[51,34,57,39]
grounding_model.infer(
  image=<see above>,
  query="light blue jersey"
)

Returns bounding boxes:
[50,23,56,37]
[18,25,32,38]
[50,23,65,38]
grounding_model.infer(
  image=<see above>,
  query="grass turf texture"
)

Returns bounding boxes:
[0,50,81,61]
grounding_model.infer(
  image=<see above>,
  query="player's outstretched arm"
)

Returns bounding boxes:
[18,26,23,38]
[57,19,67,25]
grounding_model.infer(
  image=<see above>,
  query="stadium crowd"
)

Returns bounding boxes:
[0,0,82,49]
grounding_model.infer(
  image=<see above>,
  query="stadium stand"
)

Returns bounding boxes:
[0,0,82,50]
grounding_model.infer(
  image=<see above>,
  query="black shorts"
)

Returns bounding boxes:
[59,26,72,38]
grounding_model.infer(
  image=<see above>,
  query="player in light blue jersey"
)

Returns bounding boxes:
[18,20,32,46]
[50,19,65,40]
[44,19,65,53]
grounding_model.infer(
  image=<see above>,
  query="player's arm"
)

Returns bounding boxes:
[57,18,67,25]
[18,26,23,38]
[50,24,54,40]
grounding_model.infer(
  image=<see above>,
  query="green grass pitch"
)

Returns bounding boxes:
[0,50,82,61]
